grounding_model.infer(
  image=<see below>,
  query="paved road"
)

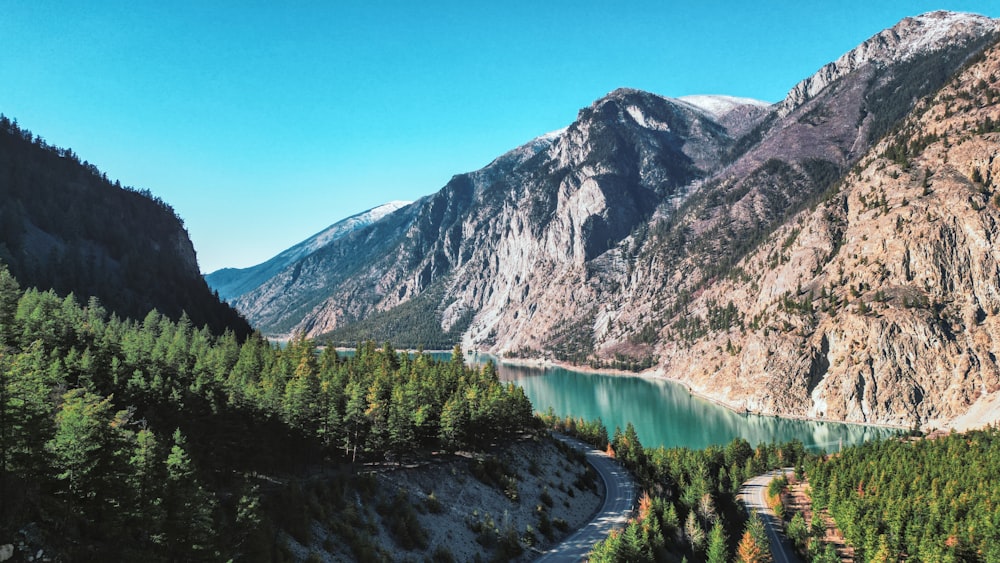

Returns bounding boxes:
[738,469,802,563]
[535,435,638,562]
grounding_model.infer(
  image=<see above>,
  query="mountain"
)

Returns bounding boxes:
[227,12,1000,427]
[664,36,1000,429]
[205,200,410,302]
[0,116,251,337]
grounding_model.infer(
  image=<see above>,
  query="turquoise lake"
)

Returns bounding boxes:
[338,349,896,452]
[482,357,896,453]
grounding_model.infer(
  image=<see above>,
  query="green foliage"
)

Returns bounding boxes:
[322,281,471,350]
[705,520,728,563]
[808,429,1000,561]
[786,511,807,551]
[0,267,535,558]
[378,490,428,551]
[543,414,811,561]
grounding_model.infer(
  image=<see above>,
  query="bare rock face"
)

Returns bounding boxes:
[227,12,1000,428]
[662,43,1000,427]
[779,11,998,115]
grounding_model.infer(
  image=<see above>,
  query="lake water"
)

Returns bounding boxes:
[482,357,896,453]
[335,349,896,452]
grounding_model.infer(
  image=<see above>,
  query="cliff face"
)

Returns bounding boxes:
[662,42,1000,428]
[0,117,251,337]
[235,89,739,341]
[229,12,1000,427]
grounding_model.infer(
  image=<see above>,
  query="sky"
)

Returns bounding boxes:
[3,1,1000,273]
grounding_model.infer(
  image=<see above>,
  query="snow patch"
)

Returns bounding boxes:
[677,95,772,118]
[901,11,996,59]
[538,127,568,142]
[275,200,411,266]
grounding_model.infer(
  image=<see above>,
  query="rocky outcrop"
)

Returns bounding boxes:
[661,42,1000,427]
[778,11,998,115]
[226,12,1000,427]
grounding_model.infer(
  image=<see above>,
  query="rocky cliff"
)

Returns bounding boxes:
[0,116,251,337]
[227,12,1000,427]
[662,40,1000,428]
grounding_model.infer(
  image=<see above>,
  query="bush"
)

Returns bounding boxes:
[540,488,553,507]
[431,544,455,563]
[425,491,444,514]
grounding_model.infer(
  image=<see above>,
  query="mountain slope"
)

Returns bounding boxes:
[227,12,1000,427]
[0,116,251,337]
[235,89,740,343]
[205,200,410,302]
[659,39,1000,428]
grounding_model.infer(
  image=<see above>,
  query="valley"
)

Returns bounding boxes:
[208,10,1000,432]
[2,7,1000,563]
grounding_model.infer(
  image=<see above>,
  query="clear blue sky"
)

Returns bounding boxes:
[3,1,999,273]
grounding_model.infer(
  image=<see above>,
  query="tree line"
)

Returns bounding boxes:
[0,265,534,560]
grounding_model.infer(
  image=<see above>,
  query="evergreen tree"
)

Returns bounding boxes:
[46,387,134,550]
[127,428,166,547]
[0,266,20,346]
[685,510,706,551]
[706,520,728,563]
[737,529,768,563]
[163,429,215,559]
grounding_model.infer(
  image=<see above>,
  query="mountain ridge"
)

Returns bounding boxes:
[0,116,251,337]
[205,200,411,302]
[222,11,1000,427]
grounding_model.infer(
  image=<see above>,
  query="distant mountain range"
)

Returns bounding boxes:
[207,11,1000,428]
[205,200,410,303]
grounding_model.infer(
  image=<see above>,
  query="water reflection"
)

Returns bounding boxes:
[483,358,894,453]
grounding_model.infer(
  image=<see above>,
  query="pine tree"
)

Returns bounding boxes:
[163,429,215,559]
[737,529,769,563]
[706,520,728,563]
[439,392,469,451]
[127,428,166,546]
[0,266,20,346]
[744,511,771,562]
[685,510,706,551]
[283,352,320,432]
[46,387,133,543]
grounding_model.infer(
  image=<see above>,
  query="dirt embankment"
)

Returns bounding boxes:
[281,436,603,562]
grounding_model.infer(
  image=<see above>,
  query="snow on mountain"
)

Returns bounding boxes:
[205,200,411,302]
[677,95,772,119]
[283,200,411,263]
[780,11,999,115]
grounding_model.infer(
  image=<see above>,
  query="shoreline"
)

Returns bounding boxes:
[486,352,912,431]
[321,344,913,431]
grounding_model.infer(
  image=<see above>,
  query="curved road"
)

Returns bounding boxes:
[738,469,801,563]
[535,435,638,562]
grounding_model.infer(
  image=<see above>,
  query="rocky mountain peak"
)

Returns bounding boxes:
[779,10,999,116]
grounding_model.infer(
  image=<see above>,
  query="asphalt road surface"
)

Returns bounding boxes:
[534,435,638,562]
[738,469,802,563]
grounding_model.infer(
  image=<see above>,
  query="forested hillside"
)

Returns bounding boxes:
[543,413,809,562]
[806,429,1000,561]
[0,115,250,337]
[0,266,534,560]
